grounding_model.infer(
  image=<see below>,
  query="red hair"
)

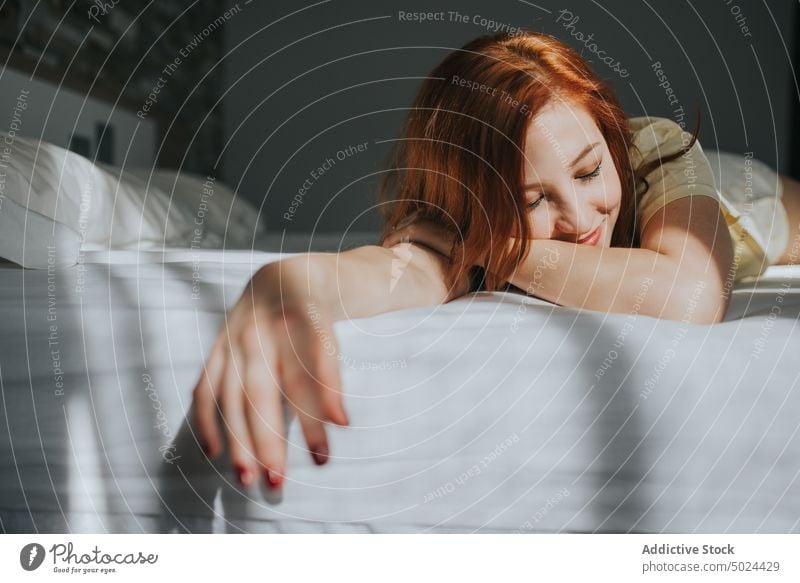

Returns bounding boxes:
[378,31,697,293]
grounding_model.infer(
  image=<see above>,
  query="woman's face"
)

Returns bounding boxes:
[522,100,621,247]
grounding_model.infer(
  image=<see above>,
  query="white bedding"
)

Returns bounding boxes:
[1,235,799,533]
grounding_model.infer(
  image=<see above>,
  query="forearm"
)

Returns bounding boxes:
[506,240,726,322]
[263,243,465,322]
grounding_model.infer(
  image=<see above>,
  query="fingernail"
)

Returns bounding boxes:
[235,465,253,487]
[265,468,283,489]
[202,442,213,458]
[311,444,329,465]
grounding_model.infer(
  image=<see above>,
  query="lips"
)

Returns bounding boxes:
[577,219,604,246]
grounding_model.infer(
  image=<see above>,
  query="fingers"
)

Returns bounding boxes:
[193,333,226,459]
[220,343,260,487]
[277,310,344,465]
[240,325,287,490]
[192,288,350,491]
[312,323,349,427]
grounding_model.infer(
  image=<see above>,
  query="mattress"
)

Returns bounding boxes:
[1,233,799,533]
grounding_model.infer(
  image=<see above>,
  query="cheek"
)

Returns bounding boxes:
[601,169,623,239]
[599,169,623,210]
[527,211,554,240]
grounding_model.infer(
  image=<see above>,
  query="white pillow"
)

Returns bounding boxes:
[117,166,262,248]
[0,192,81,268]
[0,133,263,268]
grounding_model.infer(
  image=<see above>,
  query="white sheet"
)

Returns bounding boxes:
[1,236,799,533]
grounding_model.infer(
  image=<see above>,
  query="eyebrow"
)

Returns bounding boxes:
[523,141,601,189]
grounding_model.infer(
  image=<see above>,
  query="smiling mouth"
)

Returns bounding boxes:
[577,218,605,245]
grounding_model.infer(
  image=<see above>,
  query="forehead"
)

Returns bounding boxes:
[524,100,601,160]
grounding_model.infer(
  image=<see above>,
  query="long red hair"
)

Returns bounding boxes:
[378,31,697,292]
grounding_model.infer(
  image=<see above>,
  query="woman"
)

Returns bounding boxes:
[192,32,800,490]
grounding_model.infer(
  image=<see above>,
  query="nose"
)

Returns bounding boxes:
[552,193,595,240]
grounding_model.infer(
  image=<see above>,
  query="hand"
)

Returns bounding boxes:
[192,260,349,490]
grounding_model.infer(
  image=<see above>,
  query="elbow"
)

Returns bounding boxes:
[661,274,730,325]
[688,301,727,325]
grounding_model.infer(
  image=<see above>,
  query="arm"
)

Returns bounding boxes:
[511,196,733,324]
[193,241,470,486]
[506,196,734,323]
[385,196,734,323]
[263,242,471,322]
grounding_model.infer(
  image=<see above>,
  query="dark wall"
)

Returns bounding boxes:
[0,0,228,174]
[221,0,798,235]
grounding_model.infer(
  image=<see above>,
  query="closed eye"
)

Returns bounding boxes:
[526,160,603,210]
[526,195,545,210]
[577,161,602,181]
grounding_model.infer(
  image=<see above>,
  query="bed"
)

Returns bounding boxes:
[1,232,799,534]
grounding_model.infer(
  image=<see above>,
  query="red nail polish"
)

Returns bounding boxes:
[235,465,252,487]
[311,444,329,466]
[265,468,283,489]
